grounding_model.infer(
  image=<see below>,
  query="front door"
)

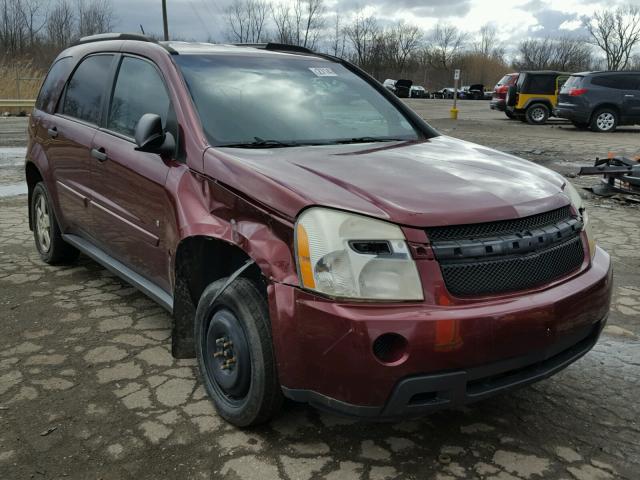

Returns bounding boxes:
[90,54,176,291]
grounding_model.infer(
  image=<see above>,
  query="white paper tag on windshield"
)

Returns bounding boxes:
[309,67,337,77]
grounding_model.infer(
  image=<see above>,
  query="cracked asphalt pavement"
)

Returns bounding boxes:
[1,101,639,479]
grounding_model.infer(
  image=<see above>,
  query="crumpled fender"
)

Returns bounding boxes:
[167,163,298,286]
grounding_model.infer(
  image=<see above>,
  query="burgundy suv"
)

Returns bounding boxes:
[27,34,612,427]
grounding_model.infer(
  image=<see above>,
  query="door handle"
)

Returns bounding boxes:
[47,127,58,138]
[91,147,108,162]
[624,94,635,97]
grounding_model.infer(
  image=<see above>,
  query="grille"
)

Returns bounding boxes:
[426,206,572,242]
[440,236,585,296]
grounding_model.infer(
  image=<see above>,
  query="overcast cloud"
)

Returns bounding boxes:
[111,0,640,51]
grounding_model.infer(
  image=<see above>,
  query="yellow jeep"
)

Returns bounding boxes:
[505,71,570,125]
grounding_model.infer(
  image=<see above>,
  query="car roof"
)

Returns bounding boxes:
[65,33,331,61]
[520,70,569,75]
[577,70,640,76]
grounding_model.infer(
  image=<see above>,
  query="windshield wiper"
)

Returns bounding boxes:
[332,137,405,145]
[218,137,302,148]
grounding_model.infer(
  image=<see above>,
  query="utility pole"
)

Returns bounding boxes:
[162,0,169,41]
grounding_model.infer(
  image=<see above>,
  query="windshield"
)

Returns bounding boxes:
[175,54,423,147]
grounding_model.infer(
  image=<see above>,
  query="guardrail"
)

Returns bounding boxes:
[0,99,36,108]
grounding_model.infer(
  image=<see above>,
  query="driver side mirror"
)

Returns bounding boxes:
[134,113,175,156]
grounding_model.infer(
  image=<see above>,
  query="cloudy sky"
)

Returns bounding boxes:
[112,0,639,49]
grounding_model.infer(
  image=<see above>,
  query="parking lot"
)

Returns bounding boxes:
[1,99,638,479]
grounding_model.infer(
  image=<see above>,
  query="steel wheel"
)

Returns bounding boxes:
[204,308,252,405]
[530,107,545,122]
[34,192,51,253]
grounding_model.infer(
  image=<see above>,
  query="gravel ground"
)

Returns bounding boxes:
[0,101,639,480]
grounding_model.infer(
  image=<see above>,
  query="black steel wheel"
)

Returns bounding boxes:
[195,276,282,427]
[204,308,252,404]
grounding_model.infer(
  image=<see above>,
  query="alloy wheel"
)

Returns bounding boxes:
[596,112,615,131]
[35,193,51,253]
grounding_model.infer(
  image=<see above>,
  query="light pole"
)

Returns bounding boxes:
[162,0,169,41]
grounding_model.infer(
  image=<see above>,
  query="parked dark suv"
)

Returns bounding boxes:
[557,71,640,132]
[27,34,612,427]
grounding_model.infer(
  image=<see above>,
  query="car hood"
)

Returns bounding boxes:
[204,135,569,227]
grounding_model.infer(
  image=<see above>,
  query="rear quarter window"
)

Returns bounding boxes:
[35,57,73,114]
[589,75,638,90]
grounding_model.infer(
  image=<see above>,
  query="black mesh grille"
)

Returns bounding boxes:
[440,236,585,296]
[426,206,572,242]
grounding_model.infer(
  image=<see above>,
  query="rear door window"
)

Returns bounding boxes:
[591,75,628,89]
[60,54,114,125]
[107,56,171,138]
[36,57,73,113]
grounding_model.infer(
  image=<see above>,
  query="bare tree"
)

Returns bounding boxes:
[515,37,592,72]
[47,0,76,49]
[271,2,294,44]
[344,12,380,66]
[0,0,47,54]
[76,0,115,38]
[584,5,640,70]
[430,23,467,69]
[390,21,422,74]
[328,13,346,57]
[270,0,325,48]
[224,0,269,43]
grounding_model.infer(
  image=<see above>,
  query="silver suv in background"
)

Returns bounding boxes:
[556,71,640,132]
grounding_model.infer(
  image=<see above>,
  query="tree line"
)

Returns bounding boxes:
[221,0,640,89]
[1,0,114,65]
[1,0,639,91]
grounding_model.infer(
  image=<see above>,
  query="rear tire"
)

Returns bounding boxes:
[525,103,550,125]
[505,110,515,119]
[195,277,283,427]
[31,182,79,265]
[590,108,618,132]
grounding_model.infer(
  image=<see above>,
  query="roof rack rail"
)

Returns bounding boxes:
[234,42,315,54]
[75,32,157,46]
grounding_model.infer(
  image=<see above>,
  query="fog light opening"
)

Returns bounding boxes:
[372,333,408,364]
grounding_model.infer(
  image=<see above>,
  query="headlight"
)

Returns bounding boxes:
[564,181,596,259]
[295,207,423,301]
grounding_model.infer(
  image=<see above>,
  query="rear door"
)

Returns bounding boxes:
[90,54,176,291]
[47,54,115,234]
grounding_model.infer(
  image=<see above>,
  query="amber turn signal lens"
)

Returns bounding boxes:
[296,223,316,288]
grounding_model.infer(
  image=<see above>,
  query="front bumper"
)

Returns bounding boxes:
[269,246,612,417]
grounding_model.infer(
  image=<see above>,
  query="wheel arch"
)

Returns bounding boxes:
[524,99,553,111]
[591,103,621,119]
[25,161,44,231]
[171,235,267,358]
